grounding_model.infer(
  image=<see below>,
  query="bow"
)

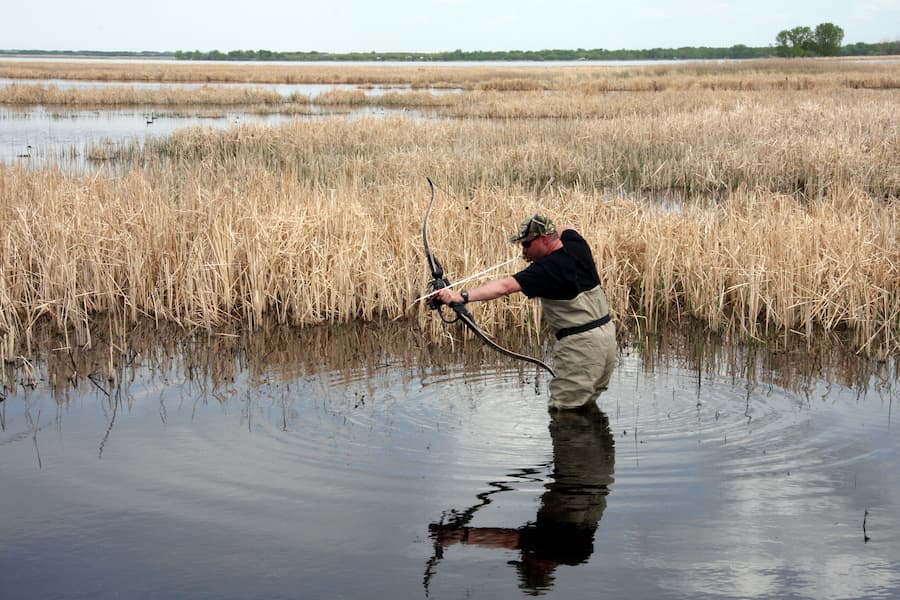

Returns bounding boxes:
[421,178,556,377]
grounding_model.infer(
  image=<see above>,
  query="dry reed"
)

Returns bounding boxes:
[1,58,898,91]
[0,83,287,106]
[1,60,898,362]
[138,94,899,199]
[1,155,896,362]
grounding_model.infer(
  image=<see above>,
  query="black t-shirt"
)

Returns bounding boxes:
[513,230,601,300]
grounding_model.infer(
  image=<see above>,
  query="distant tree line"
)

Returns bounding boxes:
[175,46,770,61]
[0,49,173,58]
[4,28,898,63]
[775,22,846,57]
[173,39,899,62]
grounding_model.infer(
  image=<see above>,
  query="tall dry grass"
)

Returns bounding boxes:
[1,58,898,91]
[139,92,898,199]
[1,149,896,362]
[0,82,288,106]
[5,71,895,198]
[2,59,898,110]
[1,60,898,361]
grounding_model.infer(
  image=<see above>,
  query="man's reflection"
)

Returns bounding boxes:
[426,404,615,594]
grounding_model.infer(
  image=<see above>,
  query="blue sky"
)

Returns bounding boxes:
[3,0,898,53]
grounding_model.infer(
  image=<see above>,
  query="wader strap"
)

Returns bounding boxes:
[555,315,611,340]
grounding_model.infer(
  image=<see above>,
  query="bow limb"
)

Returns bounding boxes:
[421,178,556,378]
[422,177,444,283]
[450,304,556,377]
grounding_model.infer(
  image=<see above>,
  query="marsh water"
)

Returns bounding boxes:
[1,322,897,599]
[0,79,430,169]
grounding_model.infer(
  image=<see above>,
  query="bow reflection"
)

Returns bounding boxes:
[426,405,615,594]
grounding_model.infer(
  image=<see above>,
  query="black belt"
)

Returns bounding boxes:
[555,315,611,340]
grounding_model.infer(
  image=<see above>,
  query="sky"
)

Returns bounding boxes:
[2,0,898,54]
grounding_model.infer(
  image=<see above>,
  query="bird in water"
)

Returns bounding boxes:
[17,145,32,158]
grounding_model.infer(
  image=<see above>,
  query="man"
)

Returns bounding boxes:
[436,215,617,412]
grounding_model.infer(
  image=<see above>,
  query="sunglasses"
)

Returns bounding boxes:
[521,237,539,249]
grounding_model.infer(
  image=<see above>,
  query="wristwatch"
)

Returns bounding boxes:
[461,291,469,304]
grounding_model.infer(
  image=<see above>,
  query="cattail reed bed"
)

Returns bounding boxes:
[139,93,898,199]
[1,60,898,362]
[1,58,898,91]
[0,82,293,106]
[0,151,897,362]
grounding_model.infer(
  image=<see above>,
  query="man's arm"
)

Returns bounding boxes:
[436,276,521,305]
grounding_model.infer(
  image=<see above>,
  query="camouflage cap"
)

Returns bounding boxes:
[510,214,557,243]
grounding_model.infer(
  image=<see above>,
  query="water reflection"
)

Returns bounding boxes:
[1,320,898,599]
[426,404,614,594]
[2,318,894,414]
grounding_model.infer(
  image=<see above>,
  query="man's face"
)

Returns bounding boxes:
[520,235,547,262]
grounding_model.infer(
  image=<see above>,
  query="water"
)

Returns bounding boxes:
[0,77,424,97]
[0,104,420,169]
[0,77,446,168]
[1,324,897,599]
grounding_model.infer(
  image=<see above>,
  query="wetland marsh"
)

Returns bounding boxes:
[1,58,898,599]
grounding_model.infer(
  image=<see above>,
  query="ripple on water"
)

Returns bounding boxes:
[600,354,896,505]
[1,339,898,599]
[76,363,550,517]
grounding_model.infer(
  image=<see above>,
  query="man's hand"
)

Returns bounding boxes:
[436,288,465,305]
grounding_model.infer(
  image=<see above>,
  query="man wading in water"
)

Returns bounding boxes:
[436,215,617,412]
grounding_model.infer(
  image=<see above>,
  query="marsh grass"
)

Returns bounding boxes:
[0,83,287,106]
[3,59,898,110]
[1,157,896,362]
[139,91,899,198]
[1,59,898,361]
[2,58,898,90]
